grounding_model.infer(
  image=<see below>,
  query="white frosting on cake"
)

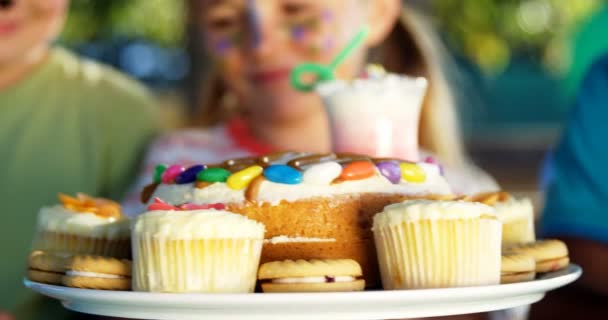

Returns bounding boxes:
[373,200,497,228]
[133,209,265,239]
[151,165,451,207]
[36,205,130,238]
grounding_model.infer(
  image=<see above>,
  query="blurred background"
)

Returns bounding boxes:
[58,0,607,211]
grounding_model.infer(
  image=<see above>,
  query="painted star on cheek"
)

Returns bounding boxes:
[291,25,306,42]
[214,38,232,55]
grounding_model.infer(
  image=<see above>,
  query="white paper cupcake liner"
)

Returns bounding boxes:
[132,235,263,293]
[374,218,501,289]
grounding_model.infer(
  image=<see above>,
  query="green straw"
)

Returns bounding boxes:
[290,26,370,92]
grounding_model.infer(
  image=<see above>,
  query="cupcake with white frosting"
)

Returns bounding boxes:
[464,192,536,245]
[32,193,130,258]
[132,206,265,293]
[372,200,502,289]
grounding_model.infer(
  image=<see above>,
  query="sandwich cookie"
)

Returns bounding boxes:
[504,239,569,273]
[27,251,71,285]
[258,259,365,292]
[501,252,536,284]
[63,255,132,290]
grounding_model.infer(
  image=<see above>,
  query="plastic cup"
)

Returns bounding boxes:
[316,74,427,161]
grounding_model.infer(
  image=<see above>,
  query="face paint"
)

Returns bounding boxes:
[212,31,244,57]
[291,25,306,42]
[214,37,232,55]
[321,9,333,22]
[247,0,261,48]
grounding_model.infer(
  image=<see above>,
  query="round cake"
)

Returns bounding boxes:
[140,152,453,287]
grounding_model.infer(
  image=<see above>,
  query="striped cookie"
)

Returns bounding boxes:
[62,255,132,290]
[504,239,569,273]
[258,259,365,292]
[501,252,536,284]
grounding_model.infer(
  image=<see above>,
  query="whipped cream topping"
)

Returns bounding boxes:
[151,169,451,207]
[264,236,336,244]
[133,209,265,239]
[316,73,427,99]
[271,276,356,284]
[373,200,497,228]
[36,205,130,238]
[66,271,127,279]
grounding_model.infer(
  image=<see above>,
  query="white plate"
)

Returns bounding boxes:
[25,264,581,320]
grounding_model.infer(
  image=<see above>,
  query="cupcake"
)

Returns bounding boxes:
[466,192,536,245]
[372,200,502,289]
[31,193,130,258]
[132,201,265,293]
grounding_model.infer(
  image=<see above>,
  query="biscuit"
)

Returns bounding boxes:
[27,269,64,285]
[62,255,132,290]
[258,259,365,292]
[28,250,71,273]
[27,251,72,284]
[504,239,569,273]
[501,252,536,284]
[63,276,131,291]
[262,280,366,293]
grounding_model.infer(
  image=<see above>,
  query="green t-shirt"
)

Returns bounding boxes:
[0,47,160,318]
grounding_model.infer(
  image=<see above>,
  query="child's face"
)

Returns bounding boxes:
[200,0,369,122]
[0,0,68,65]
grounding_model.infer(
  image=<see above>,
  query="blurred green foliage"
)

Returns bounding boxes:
[60,0,185,47]
[432,0,604,73]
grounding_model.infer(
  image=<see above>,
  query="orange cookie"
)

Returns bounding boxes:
[258,259,365,293]
[501,252,536,284]
[62,255,132,290]
[27,251,71,285]
[504,239,569,273]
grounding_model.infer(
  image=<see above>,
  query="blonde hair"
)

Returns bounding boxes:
[188,4,467,167]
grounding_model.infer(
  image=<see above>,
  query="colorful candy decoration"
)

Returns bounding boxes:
[154,152,441,189]
[161,165,185,184]
[302,161,342,185]
[148,198,226,211]
[197,167,231,183]
[227,165,264,190]
[418,162,441,178]
[175,165,206,184]
[376,161,401,184]
[263,164,303,185]
[424,156,444,175]
[153,164,167,183]
[399,162,426,183]
[339,161,376,181]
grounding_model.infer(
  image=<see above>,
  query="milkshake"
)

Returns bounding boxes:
[316,66,427,161]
